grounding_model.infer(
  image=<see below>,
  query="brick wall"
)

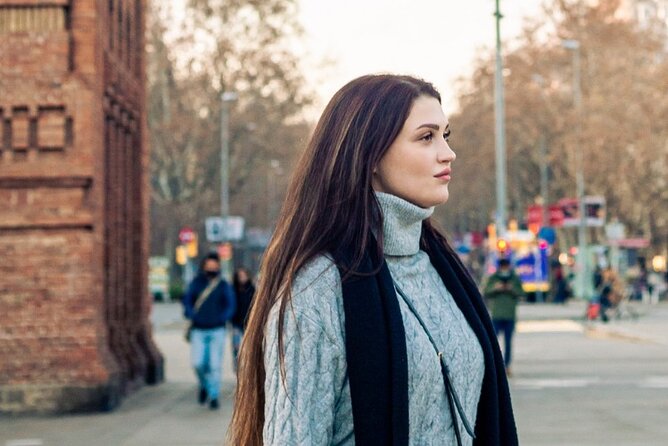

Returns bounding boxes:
[0,0,163,414]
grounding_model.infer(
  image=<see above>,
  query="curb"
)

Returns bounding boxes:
[583,324,657,344]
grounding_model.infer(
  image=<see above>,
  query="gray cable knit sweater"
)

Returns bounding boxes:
[263,192,485,445]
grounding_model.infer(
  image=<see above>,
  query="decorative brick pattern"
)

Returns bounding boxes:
[0,0,163,414]
[10,107,30,150]
[37,106,68,150]
[0,5,66,33]
[0,105,71,160]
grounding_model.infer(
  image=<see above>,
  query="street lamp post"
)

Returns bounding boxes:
[494,0,508,236]
[220,91,238,223]
[267,159,283,229]
[532,73,550,305]
[219,91,238,281]
[562,39,588,299]
[539,134,549,227]
[531,73,549,228]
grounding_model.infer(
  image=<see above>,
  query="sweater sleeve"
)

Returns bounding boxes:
[511,275,526,299]
[483,275,500,297]
[263,257,346,446]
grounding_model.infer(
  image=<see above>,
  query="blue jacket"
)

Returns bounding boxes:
[182,273,236,329]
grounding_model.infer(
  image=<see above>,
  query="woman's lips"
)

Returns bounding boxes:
[434,168,451,180]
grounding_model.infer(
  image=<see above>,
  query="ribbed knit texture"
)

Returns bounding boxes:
[263,192,485,445]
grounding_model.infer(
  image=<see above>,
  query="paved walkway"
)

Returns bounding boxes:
[1,300,666,446]
[0,306,238,446]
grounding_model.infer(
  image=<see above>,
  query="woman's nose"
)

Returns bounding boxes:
[439,141,456,163]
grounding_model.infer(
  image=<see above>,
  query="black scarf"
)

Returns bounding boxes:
[335,231,518,446]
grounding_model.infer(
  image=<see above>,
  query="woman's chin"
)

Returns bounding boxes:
[418,189,450,208]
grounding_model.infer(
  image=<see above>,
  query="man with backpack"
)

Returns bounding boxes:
[183,252,236,410]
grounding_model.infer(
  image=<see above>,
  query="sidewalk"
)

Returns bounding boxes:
[584,301,668,346]
[517,299,668,345]
[517,299,588,321]
[2,300,667,445]
[0,305,237,446]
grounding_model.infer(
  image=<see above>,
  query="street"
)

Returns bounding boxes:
[1,301,667,445]
[512,310,668,445]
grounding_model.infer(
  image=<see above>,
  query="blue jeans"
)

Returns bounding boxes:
[493,319,515,367]
[190,327,226,400]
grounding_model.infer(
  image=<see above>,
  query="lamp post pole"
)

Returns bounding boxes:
[532,73,549,228]
[220,91,238,222]
[494,0,507,236]
[267,159,283,229]
[540,134,549,227]
[562,39,588,299]
[220,91,238,281]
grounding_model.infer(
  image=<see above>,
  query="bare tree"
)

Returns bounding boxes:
[147,0,314,263]
[442,0,668,253]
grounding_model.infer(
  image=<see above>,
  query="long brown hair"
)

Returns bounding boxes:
[228,74,445,445]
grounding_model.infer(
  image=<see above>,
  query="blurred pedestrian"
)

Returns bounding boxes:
[593,265,603,291]
[551,264,571,304]
[483,258,525,376]
[231,267,255,371]
[596,267,621,322]
[182,252,235,410]
[631,258,649,301]
[229,74,518,446]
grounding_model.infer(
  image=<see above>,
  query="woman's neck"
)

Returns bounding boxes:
[375,192,434,257]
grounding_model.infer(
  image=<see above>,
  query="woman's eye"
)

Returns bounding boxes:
[443,131,451,141]
[421,132,434,142]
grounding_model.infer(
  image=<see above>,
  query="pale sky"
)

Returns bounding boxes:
[298,0,546,112]
[168,0,547,113]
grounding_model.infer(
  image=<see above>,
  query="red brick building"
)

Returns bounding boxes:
[0,0,163,413]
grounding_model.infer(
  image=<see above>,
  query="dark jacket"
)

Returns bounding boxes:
[483,270,525,321]
[598,282,613,306]
[182,273,236,329]
[231,283,255,329]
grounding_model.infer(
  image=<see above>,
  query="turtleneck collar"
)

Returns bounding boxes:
[375,192,434,257]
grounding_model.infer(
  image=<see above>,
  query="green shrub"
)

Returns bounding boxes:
[169,280,185,302]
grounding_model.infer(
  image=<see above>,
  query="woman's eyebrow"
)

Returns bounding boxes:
[415,123,449,131]
[415,123,440,131]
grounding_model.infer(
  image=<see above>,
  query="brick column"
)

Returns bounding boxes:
[0,0,162,414]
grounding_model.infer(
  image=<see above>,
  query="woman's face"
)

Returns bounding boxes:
[237,269,249,283]
[372,95,456,208]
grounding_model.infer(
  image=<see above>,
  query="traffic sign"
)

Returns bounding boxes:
[206,216,245,242]
[584,196,606,227]
[557,197,606,227]
[206,217,225,242]
[538,227,556,245]
[178,226,196,244]
[527,204,543,227]
[548,204,564,227]
[605,222,625,241]
[559,198,579,227]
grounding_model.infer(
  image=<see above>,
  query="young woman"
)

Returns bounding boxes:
[229,74,517,445]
